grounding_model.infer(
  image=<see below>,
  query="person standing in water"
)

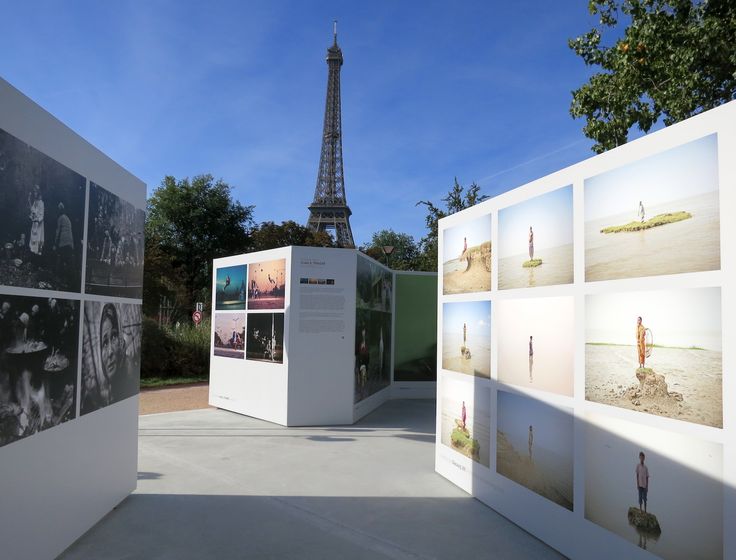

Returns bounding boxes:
[528,335,534,383]
[638,201,646,223]
[636,451,650,513]
[528,425,534,460]
[461,401,467,431]
[463,322,467,346]
[528,226,534,260]
[636,316,647,368]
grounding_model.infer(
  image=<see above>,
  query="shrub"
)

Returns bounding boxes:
[141,317,211,379]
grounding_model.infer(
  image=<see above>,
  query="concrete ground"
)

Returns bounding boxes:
[60,399,565,560]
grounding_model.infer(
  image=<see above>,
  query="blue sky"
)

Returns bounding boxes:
[498,185,573,257]
[215,264,247,292]
[1,1,617,246]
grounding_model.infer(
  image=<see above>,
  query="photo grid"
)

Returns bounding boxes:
[212,258,286,365]
[1,127,144,448]
[437,131,727,559]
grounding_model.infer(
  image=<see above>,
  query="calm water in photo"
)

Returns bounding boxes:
[442,333,490,378]
[585,421,723,560]
[585,192,720,281]
[499,243,573,289]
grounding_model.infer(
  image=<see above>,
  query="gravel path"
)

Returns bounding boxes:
[139,382,211,415]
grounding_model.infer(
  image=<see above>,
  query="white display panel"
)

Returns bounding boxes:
[0,78,144,560]
[436,101,735,560]
[209,247,291,426]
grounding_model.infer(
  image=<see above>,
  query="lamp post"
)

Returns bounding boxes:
[381,245,395,268]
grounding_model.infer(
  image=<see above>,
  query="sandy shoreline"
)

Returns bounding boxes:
[443,253,491,294]
[585,344,722,428]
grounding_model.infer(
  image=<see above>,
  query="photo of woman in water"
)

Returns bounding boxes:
[80,301,141,415]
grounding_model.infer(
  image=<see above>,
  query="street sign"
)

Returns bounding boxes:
[196,302,203,312]
[192,310,203,325]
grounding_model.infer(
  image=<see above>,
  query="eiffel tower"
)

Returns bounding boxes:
[306,21,355,248]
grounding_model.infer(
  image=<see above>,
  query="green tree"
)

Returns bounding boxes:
[416,178,488,271]
[250,220,335,251]
[570,0,736,153]
[145,174,254,317]
[361,229,420,270]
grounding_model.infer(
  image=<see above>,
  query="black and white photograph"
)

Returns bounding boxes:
[246,313,284,363]
[85,182,145,298]
[0,127,86,293]
[80,301,142,415]
[0,294,79,448]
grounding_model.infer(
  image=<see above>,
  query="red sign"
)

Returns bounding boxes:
[192,310,203,325]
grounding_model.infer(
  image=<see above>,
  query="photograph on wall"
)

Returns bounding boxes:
[498,185,573,289]
[0,127,86,293]
[85,182,145,299]
[442,301,491,378]
[393,274,437,382]
[496,390,573,511]
[213,313,245,359]
[442,213,492,294]
[0,295,78,448]
[80,301,142,415]
[247,258,286,310]
[586,287,722,428]
[585,412,723,559]
[356,255,392,312]
[215,265,247,311]
[354,308,392,403]
[497,296,574,397]
[585,134,720,282]
[246,312,284,364]
[440,375,490,467]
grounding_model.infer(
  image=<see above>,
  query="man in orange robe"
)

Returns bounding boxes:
[636,316,646,368]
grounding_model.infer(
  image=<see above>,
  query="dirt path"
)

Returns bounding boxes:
[139,382,212,415]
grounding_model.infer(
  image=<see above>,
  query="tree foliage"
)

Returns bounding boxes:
[361,229,420,270]
[250,220,335,252]
[144,174,254,317]
[570,0,736,153]
[415,178,488,271]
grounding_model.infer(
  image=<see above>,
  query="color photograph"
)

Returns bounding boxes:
[247,258,286,310]
[586,287,722,428]
[440,375,490,467]
[213,313,245,359]
[496,390,573,511]
[0,127,86,293]
[497,296,574,396]
[85,182,145,299]
[442,301,491,378]
[585,134,720,282]
[442,213,492,294]
[355,308,392,402]
[246,313,284,363]
[80,302,142,415]
[215,265,247,311]
[585,412,723,559]
[393,274,437,382]
[356,255,392,312]
[498,185,573,289]
[0,295,78,448]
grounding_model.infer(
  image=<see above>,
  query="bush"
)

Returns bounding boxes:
[141,317,211,379]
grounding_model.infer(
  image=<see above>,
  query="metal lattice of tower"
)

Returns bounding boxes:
[306,21,355,248]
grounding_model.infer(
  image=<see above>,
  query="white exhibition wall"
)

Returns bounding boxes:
[0,78,145,560]
[436,101,735,560]
[209,247,409,426]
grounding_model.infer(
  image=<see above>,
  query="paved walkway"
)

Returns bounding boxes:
[139,382,211,415]
[60,400,564,560]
